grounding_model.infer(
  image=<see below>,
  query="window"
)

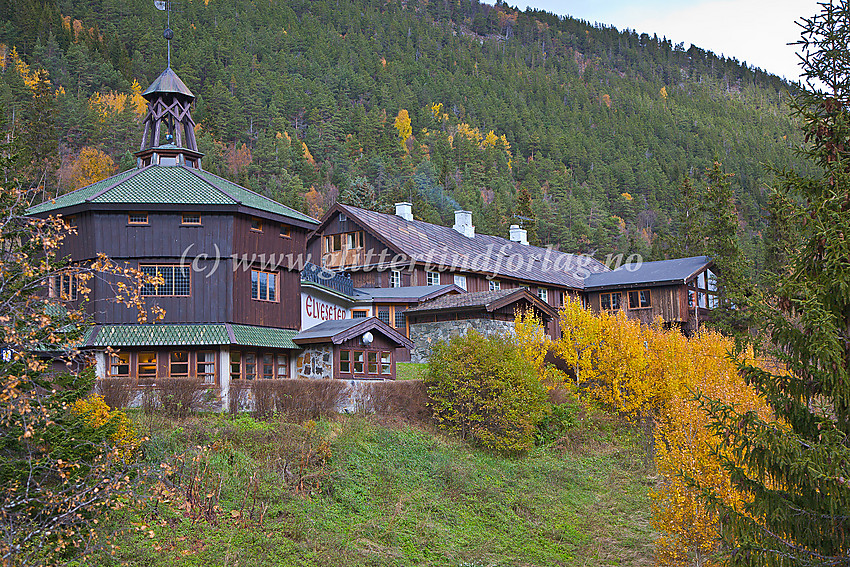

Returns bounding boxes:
[352,309,369,319]
[108,352,130,378]
[325,234,342,252]
[276,354,289,378]
[141,265,191,296]
[244,353,257,380]
[367,351,378,375]
[628,289,651,309]
[251,269,278,302]
[181,213,201,225]
[426,271,440,286]
[128,212,148,225]
[262,354,274,380]
[381,352,392,375]
[64,216,77,229]
[537,288,548,303]
[377,306,391,325]
[50,272,78,301]
[280,224,291,238]
[198,351,216,384]
[138,352,157,379]
[339,212,347,222]
[394,307,406,330]
[340,350,351,373]
[600,292,622,311]
[346,232,357,249]
[170,351,189,378]
[353,351,364,374]
[454,274,467,291]
[489,280,501,291]
[390,270,401,288]
[230,352,242,382]
[250,218,263,232]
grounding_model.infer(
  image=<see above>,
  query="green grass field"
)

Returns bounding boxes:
[97,410,655,566]
[395,362,428,381]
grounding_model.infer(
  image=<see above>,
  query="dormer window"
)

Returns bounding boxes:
[129,212,149,225]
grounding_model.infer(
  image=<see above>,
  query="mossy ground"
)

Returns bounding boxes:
[97,409,655,566]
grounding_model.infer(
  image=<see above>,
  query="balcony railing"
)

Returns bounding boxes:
[301,262,354,297]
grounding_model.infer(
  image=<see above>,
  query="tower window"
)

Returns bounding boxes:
[129,212,149,225]
[182,213,201,225]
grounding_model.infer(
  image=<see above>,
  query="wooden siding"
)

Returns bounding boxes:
[586,285,684,325]
[231,265,301,329]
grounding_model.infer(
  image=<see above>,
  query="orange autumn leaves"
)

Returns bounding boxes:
[555,298,775,566]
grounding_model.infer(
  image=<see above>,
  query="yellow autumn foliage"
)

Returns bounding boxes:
[71,394,139,461]
[68,147,116,190]
[555,299,776,566]
[514,309,567,390]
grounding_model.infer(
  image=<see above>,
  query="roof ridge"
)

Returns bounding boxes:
[182,166,241,203]
[86,167,148,202]
[192,167,318,222]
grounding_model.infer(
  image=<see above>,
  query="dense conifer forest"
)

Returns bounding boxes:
[0,0,811,267]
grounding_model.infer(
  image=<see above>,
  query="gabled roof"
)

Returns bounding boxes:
[292,317,413,348]
[583,256,713,290]
[355,284,463,303]
[405,288,558,320]
[312,203,608,290]
[142,67,195,100]
[27,165,318,226]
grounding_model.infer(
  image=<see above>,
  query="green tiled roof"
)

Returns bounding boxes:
[230,325,298,349]
[27,165,318,225]
[92,324,230,347]
[90,323,298,349]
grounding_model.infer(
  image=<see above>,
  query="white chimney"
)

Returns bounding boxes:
[509,224,528,245]
[453,210,475,238]
[395,202,413,221]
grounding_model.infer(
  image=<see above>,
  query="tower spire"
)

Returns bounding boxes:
[135,0,203,169]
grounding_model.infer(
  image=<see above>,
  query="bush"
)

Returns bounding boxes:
[426,330,548,454]
[94,378,134,409]
[355,380,430,422]
[157,379,212,417]
[535,400,579,446]
[231,379,349,421]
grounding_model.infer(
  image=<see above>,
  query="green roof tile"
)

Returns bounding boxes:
[230,325,298,349]
[26,165,318,225]
[90,323,299,349]
[92,324,230,347]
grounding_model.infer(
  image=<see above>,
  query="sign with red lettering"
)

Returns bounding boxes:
[301,292,349,330]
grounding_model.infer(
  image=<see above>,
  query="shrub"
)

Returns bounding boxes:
[426,330,548,454]
[94,378,134,409]
[272,379,348,421]
[157,379,211,417]
[355,380,430,422]
[534,399,578,446]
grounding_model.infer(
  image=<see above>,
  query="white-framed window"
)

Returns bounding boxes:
[426,271,440,286]
[140,264,191,296]
[390,270,401,288]
[339,212,347,222]
[489,279,501,291]
[537,288,548,303]
[453,274,467,291]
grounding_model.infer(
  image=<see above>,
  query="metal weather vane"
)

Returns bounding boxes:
[154,0,174,68]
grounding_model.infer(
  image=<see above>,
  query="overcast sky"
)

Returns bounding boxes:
[519,0,821,82]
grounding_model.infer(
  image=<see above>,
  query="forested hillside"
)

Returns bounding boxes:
[0,0,810,266]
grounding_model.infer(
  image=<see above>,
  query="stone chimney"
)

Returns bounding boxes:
[453,210,475,238]
[395,202,413,221]
[509,224,528,245]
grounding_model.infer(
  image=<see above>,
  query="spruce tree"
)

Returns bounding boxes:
[700,2,850,564]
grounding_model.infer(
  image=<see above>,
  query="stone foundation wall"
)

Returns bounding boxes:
[409,318,516,363]
[296,346,334,380]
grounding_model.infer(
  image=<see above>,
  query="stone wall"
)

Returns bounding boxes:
[409,318,516,363]
[295,346,334,380]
